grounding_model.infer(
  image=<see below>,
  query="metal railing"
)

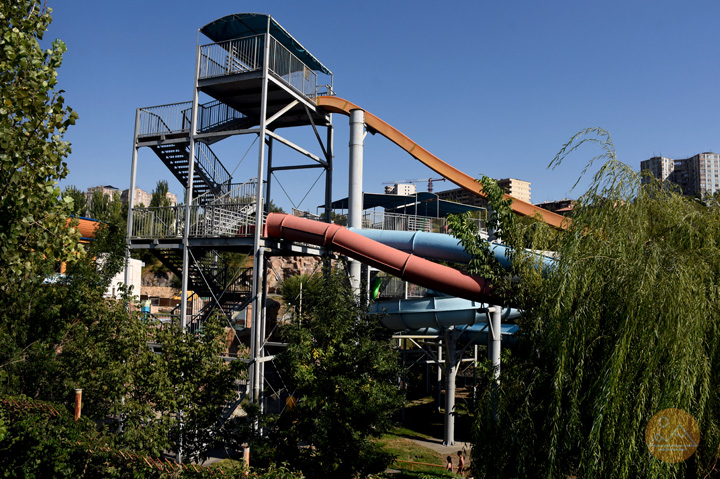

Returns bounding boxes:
[268,37,318,98]
[132,179,265,239]
[193,179,258,206]
[188,203,262,238]
[138,102,184,136]
[199,34,319,99]
[376,276,427,299]
[138,100,246,138]
[131,206,183,239]
[131,205,266,240]
[200,35,263,78]
[195,100,246,133]
[196,142,231,193]
[359,211,486,234]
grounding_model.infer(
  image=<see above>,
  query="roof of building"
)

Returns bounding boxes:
[330,192,486,217]
[200,13,332,75]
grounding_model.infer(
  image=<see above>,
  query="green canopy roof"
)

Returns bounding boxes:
[200,13,332,76]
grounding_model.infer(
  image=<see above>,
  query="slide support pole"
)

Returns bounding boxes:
[348,109,364,293]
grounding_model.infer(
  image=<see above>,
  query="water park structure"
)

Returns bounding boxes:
[125,13,565,446]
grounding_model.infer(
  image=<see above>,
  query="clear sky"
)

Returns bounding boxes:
[49,0,720,211]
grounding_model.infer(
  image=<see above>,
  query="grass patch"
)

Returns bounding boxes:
[377,431,459,478]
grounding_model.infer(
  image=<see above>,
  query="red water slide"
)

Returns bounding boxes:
[265,213,497,303]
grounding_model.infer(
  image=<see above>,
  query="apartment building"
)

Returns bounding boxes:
[640,152,720,197]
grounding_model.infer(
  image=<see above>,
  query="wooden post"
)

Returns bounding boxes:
[243,443,250,470]
[74,388,82,420]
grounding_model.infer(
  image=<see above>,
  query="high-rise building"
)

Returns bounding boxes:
[641,152,720,197]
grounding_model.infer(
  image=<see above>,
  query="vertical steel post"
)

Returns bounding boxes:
[443,327,458,446]
[180,41,202,331]
[436,343,443,413]
[488,306,502,380]
[348,109,364,292]
[488,305,502,422]
[324,121,334,223]
[265,137,273,215]
[124,109,141,292]
[250,22,271,407]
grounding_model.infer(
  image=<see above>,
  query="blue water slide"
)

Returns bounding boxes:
[368,296,520,331]
[358,229,531,335]
[349,228,555,270]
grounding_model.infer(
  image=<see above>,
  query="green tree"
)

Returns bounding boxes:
[0,1,245,469]
[62,185,88,217]
[0,0,81,292]
[150,179,171,208]
[268,271,403,478]
[454,129,720,478]
[88,190,124,224]
[280,273,323,316]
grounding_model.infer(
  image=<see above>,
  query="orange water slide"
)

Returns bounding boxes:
[265,213,498,303]
[68,217,101,243]
[316,96,569,229]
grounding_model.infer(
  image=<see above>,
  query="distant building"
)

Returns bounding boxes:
[119,187,178,207]
[497,178,531,203]
[535,198,575,216]
[120,188,153,207]
[641,152,720,197]
[87,185,120,199]
[385,183,417,195]
[436,177,531,206]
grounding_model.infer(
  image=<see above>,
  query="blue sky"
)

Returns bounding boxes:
[49,0,720,211]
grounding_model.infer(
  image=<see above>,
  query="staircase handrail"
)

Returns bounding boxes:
[139,100,245,137]
[193,178,258,206]
[195,143,231,194]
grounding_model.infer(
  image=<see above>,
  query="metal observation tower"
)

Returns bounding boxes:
[126,13,335,409]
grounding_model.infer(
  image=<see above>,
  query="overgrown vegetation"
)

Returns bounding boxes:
[451,128,720,478]
[250,271,404,478]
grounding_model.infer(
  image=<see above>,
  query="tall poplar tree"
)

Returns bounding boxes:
[0,1,81,291]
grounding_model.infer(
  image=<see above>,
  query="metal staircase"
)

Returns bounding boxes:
[140,100,253,204]
[151,249,254,331]
[150,142,231,204]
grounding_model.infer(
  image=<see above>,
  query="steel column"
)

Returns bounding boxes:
[488,305,502,422]
[250,23,272,407]
[324,121,334,223]
[443,327,459,446]
[180,42,203,331]
[348,109,364,292]
[124,109,141,291]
